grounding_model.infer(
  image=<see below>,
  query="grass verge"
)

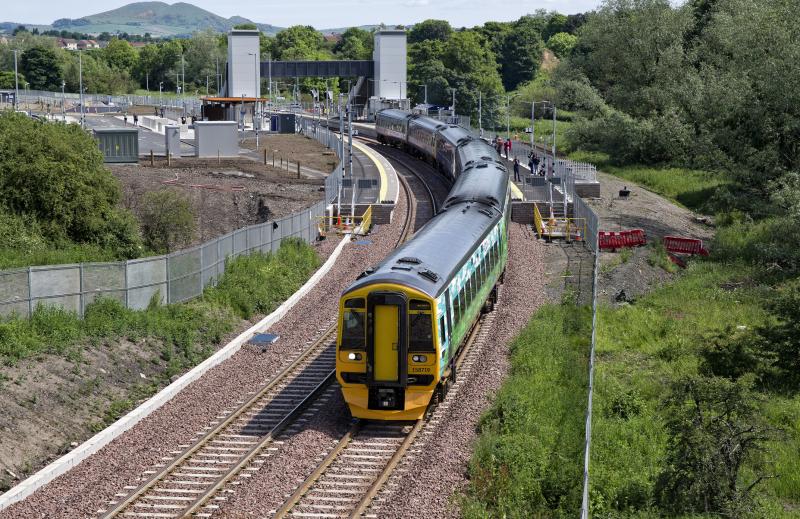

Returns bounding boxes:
[568,151,724,212]
[0,238,321,367]
[462,299,591,518]
[591,261,800,516]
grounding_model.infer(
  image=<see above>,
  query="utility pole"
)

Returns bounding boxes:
[206,76,209,96]
[268,54,272,130]
[348,99,355,221]
[215,56,220,95]
[61,80,66,121]
[337,93,345,218]
[79,50,84,128]
[478,91,482,136]
[531,101,535,153]
[146,73,149,92]
[506,94,513,140]
[181,54,185,97]
[159,81,163,111]
[13,49,19,111]
[451,88,456,117]
[424,84,428,105]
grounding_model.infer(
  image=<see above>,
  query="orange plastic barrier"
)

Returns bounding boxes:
[663,236,709,256]
[598,229,647,251]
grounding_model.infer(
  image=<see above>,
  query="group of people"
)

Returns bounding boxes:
[494,136,513,159]
[122,113,139,126]
[510,150,547,182]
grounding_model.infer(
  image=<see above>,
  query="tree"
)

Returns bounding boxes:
[0,112,140,256]
[20,46,62,91]
[139,190,196,253]
[408,19,453,44]
[103,38,138,71]
[272,25,329,60]
[655,375,774,516]
[0,71,22,89]
[547,32,577,58]
[543,13,567,40]
[570,0,690,116]
[499,17,545,91]
[334,27,373,60]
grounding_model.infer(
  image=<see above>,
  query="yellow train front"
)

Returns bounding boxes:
[336,283,441,420]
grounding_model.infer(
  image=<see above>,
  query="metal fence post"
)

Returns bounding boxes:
[124,260,129,309]
[79,263,84,318]
[199,244,205,296]
[27,266,33,318]
[165,254,171,305]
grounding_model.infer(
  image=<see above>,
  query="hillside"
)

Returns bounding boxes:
[49,1,282,36]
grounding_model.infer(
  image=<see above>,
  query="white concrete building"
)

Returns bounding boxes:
[227,29,261,99]
[373,31,407,100]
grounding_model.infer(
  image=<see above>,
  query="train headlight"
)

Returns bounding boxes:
[412,355,427,363]
[347,352,362,361]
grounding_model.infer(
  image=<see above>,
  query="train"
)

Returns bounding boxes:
[335,109,512,421]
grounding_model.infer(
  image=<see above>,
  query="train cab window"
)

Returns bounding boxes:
[341,298,365,350]
[409,300,434,352]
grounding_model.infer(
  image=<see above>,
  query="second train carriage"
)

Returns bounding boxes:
[340,111,512,420]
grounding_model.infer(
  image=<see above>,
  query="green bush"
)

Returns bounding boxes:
[139,190,196,254]
[205,238,320,320]
[0,112,141,257]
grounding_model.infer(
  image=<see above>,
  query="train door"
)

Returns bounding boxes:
[374,304,399,381]
[366,292,408,410]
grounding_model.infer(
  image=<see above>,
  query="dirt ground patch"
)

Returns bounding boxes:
[588,171,716,304]
[240,134,339,174]
[111,157,325,244]
[0,339,172,492]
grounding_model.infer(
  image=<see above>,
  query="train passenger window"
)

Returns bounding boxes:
[472,270,479,296]
[341,309,365,350]
[459,288,467,320]
[439,315,447,344]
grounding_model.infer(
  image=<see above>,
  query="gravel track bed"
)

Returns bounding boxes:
[0,189,407,518]
[202,180,410,518]
[370,222,548,518]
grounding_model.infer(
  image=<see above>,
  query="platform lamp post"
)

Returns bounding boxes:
[13,49,19,111]
[159,81,163,111]
[61,80,66,122]
[248,52,259,147]
[506,92,518,142]
[450,88,456,119]
[337,93,345,219]
[478,91,482,137]
[78,51,84,128]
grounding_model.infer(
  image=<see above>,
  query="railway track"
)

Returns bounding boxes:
[97,327,337,518]
[273,310,492,519]
[97,142,434,519]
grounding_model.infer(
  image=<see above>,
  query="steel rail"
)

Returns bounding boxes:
[100,327,337,518]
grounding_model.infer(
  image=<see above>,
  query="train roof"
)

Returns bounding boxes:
[377,109,412,122]
[436,124,473,147]
[343,166,509,299]
[444,161,509,212]
[409,116,447,132]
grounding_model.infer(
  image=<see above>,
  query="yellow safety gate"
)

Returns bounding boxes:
[317,205,373,236]
[533,205,587,243]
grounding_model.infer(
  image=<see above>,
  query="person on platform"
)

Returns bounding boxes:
[513,157,521,182]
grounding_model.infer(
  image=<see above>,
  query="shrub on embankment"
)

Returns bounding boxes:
[0,238,321,367]
[0,111,142,266]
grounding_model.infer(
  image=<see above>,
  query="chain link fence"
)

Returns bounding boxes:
[297,117,342,205]
[0,201,325,319]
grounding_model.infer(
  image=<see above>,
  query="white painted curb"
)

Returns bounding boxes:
[0,237,349,510]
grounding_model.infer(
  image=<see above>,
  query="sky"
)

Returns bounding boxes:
[5,0,605,28]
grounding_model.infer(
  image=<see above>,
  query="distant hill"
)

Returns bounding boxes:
[49,1,283,37]
[0,2,401,38]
